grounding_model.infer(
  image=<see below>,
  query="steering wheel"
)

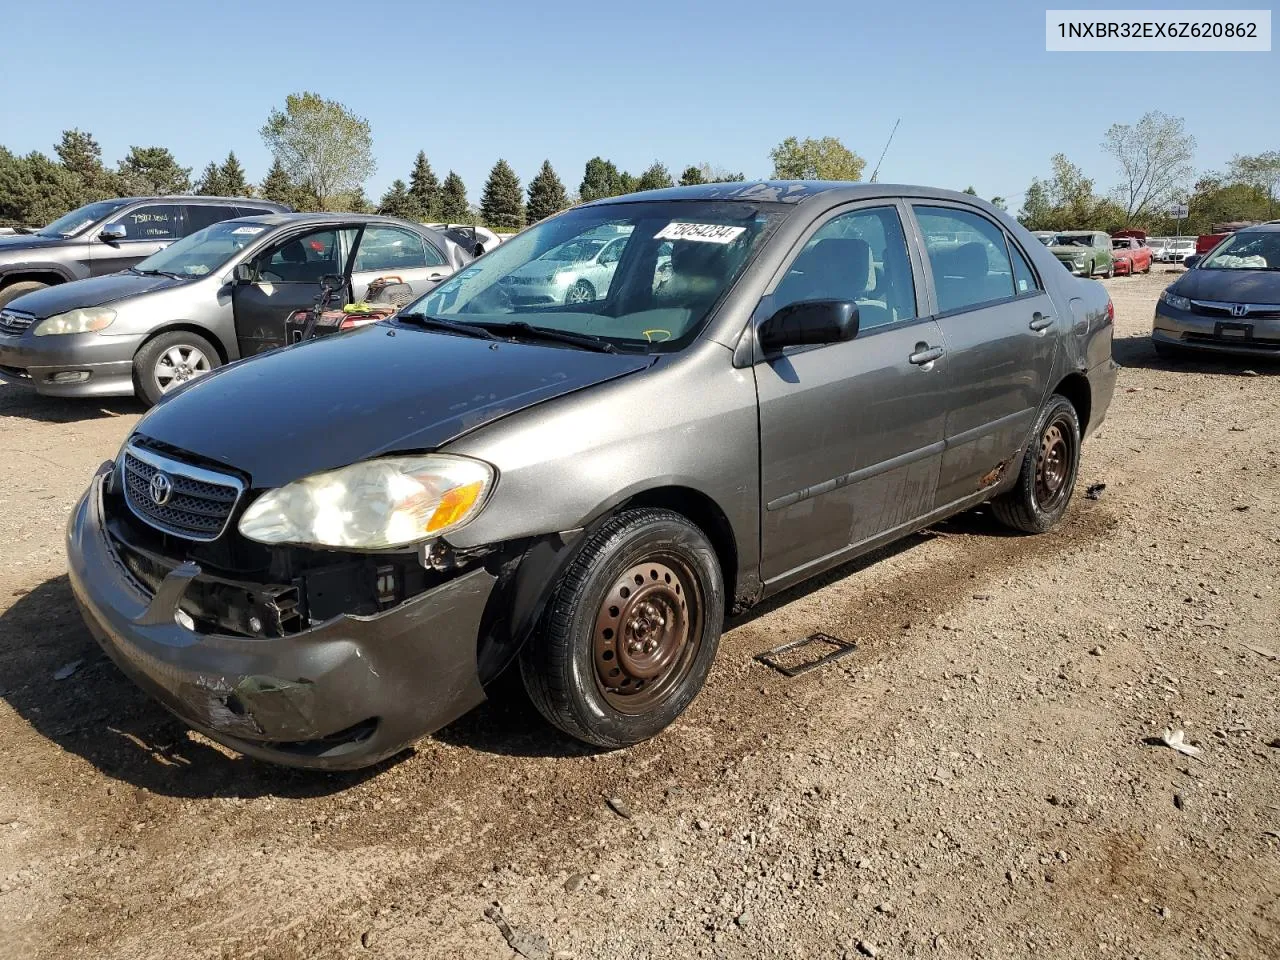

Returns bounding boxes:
[642,329,672,343]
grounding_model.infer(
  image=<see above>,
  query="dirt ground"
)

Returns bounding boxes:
[0,268,1276,960]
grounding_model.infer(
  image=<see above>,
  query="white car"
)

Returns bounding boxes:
[1160,238,1196,263]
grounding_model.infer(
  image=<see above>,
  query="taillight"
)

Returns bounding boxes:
[1105,299,1115,324]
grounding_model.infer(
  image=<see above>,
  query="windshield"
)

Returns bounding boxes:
[133,220,269,278]
[1053,234,1094,247]
[406,200,778,352]
[37,199,130,238]
[1200,231,1280,270]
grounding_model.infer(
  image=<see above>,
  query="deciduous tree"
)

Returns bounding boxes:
[1102,111,1195,224]
[770,136,865,181]
[261,92,375,210]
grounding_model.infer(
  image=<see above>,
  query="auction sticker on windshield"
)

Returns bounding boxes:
[231,226,265,235]
[654,223,747,244]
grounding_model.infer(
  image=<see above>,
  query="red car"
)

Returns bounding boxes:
[1110,236,1153,275]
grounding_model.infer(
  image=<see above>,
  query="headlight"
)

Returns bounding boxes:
[1160,289,1191,311]
[238,454,495,549]
[33,307,116,336]
[1073,254,1086,264]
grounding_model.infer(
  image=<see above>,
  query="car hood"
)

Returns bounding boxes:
[134,324,654,488]
[0,233,65,253]
[1175,268,1280,303]
[9,272,184,317]
[1049,245,1089,257]
[508,260,578,281]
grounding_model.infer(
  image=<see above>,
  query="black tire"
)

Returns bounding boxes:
[520,508,725,748]
[133,330,220,407]
[991,396,1081,534]
[565,279,595,305]
[1103,260,1114,279]
[0,280,49,310]
[1083,259,1094,278]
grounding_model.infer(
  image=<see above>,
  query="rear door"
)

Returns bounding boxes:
[907,203,1058,505]
[754,201,949,587]
[88,202,184,275]
[349,224,453,301]
[230,225,357,356]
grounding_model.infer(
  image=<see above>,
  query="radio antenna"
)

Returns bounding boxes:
[869,118,900,183]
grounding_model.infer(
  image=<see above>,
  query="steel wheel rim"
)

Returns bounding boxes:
[566,282,592,304]
[154,345,211,393]
[592,557,702,714]
[1034,417,1073,509]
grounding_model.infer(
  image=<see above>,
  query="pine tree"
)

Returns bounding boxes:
[116,146,191,195]
[480,160,524,228]
[54,129,114,201]
[346,187,373,214]
[525,160,569,223]
[219,152,249,196]
[579,157,623,202]
[260,158,295,205]
[679,165,705,187]
[377,179,415,218]
[195,161,228,196]
[407,151,440,221]
[439,171,469,222]
[635,161,674,192]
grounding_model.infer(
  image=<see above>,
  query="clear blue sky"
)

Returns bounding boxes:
[3,0,1274,210]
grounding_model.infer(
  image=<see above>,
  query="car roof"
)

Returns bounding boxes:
[1239,222,1280,233]
[225,212,428,228]
[109,196,290,207]
[579,180,1004,209]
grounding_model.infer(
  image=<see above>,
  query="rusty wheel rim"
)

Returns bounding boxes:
[1034,417,1073,509]
[592,558,702,714]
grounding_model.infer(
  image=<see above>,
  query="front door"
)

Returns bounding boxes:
[348,224,453,302]
[231,226,356,356]
[755,202,949,587]
[908,204,1059,505]
[88,203,184,275]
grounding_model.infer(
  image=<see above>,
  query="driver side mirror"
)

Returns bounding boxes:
[232,263,254,284]
[99,223,127,243]
[1182,255,1201,270]
[758,300,860,353]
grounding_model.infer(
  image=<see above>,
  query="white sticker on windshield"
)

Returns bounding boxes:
[653,222,746,244]
[231,226,265,235]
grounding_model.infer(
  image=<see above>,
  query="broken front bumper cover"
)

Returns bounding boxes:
[66,469,496,770]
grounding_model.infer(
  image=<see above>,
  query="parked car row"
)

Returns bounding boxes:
[0,199,474,404]
[58,181,1118,769]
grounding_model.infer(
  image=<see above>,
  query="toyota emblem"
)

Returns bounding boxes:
[149,471,173,506]
[1231,304,1248,318]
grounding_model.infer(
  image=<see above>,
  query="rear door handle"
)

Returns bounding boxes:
[909,345,944,366]
[1029,313,1054,332]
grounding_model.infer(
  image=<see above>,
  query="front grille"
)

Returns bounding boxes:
[1191,300,1280,320]
[121,442,244,542]
[0,309,35,336]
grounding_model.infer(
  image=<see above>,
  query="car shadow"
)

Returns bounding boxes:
[0,383,144,423]
[1113,333,1280,375]
[0,575,387,798]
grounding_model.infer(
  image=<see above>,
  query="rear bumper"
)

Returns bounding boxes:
[1153,303,1280,358]
[0,330,140,397]
[1085,355,1118,440]
[66,469,496,769]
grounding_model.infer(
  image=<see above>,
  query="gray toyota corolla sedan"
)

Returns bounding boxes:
[66,182,1117,769]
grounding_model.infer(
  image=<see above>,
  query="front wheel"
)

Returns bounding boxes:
[565,279,595,305]
[991,396,1081,534]
[0,280,49,310]
[133,330,220,407]
[520,508,725,748]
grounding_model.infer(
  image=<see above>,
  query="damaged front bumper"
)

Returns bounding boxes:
[66,468,497,769]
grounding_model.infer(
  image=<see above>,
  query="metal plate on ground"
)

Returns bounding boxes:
[754,632,858,678]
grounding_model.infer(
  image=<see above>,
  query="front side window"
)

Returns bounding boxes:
[354,226,442,272]
[1200,231,1280,270]
[118,204,183,241]
[915,206,1015,313]
[771,206,917,329]
[36,199,131,238]
[134,220,269,278]
[411,200,778,351]
[255,228,344,283]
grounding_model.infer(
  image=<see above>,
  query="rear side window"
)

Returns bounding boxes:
[354,226,445,272]
[914,206,1015,313]
[118,204,183,241]
[772,206,917,329]
[1010,240,1039,294]
[184,205,239,234]
[236,206,280,218]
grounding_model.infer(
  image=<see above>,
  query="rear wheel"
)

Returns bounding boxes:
[0,280,49,310]
[1103,260,1114,279]
[520,508,724,748]
[133,330,219,407]
[1084,259,1095,278]
[991,396,1081,534]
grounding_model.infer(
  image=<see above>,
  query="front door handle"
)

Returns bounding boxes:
[1029,313,1054,332]
[909,344,945,366]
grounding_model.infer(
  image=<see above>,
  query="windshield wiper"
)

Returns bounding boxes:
[480,321,617,353]
[396,312,500,340]
[132,268,186,280]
